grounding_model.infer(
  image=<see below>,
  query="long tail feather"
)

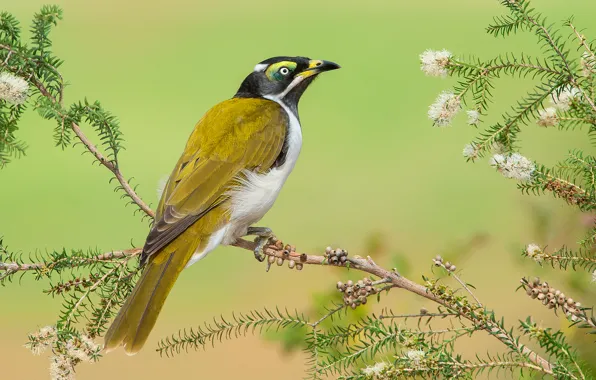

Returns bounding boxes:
[104,239,199,355]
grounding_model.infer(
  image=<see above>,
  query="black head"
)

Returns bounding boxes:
[235,56,340,115]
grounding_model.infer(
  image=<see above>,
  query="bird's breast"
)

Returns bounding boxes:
[223,103,302,244]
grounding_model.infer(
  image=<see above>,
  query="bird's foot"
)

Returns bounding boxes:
[246,227,275,263]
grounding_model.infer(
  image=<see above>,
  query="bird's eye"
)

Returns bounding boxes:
[279,67,290,76]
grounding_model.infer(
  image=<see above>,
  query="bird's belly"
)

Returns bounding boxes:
[223,168,288,244]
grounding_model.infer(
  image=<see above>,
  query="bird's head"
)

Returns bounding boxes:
[235,56,340,113]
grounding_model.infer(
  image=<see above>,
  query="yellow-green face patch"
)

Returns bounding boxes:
[265,61,297,81]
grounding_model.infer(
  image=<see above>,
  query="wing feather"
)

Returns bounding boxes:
[141,98,288,264]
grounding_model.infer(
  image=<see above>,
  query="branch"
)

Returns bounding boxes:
[0,248,141,276]
[231,238,554,375]
[70,122,154,218]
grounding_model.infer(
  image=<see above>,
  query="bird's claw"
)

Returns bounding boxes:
[253,249,266,262]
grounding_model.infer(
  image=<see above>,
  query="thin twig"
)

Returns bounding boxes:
[70,122,154,218]
[0,248,141,275]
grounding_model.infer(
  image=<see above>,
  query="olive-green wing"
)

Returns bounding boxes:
[141,98,288,264]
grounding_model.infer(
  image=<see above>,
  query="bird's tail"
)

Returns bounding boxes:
[103,239,200,355]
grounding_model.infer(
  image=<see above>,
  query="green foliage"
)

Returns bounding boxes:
[157,308,310,357]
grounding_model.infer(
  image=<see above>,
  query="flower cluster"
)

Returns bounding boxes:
[521,277,587,322]
[428,92,461,127]
[0,72,29,105]
[489,153,535,182]
[419,50,452,77]
[405,349,426,367]
[336,277,379,309]
[362,361,390,379]
[550,86,581,111]
[50,335,101,380]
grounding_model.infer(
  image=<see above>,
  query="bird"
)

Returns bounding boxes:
[104,56,340,355]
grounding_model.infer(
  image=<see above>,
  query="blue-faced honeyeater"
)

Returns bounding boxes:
[104,56,340,354]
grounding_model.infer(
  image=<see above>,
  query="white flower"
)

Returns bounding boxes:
[26,325,57,355]
[462,143,478,159]
[428,91,461,127]
[492,142,507,154]
[66,339,90,362]
[420,49,452,77]
[490,153,535,182]
[50,355,75,380]
[362,362,388,378]
[466,110,480,125]
[65,335,101,363]
[550,86,581,111]
[581,52,595,77]
[537,107,559,127]
[156,174,169,200]
[525,243,544,263]
[0,72,29,105]
[406,350,425,366]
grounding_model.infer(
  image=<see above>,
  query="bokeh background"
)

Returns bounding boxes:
[2,0,595,378]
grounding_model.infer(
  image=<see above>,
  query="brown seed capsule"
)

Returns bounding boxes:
[548,299,557,309]
[296,263,303,271]
[450,265,456,271]
[548,288,555,294]
[357,280,364,288]
[531,288,540,298]
[541,283,549,293]
[445,261,451,268]
[420,307,428,315]
[533,278,540,286]
[346,287,353,296]
[340,256,347,263]
[575,302,581,308]
[337,281,344,291]
[359,289,367,297]
[347,280,353,287]
[537,293,546,300]
[435,255,443,262]
[351,303,357,310]
[268,255,276,264]
[566,298,574,306]
[363,278,371,285]
[365,286,373,293]
[555,290,561,297]
[557,295,565,305]
[526,287,533,296]
[326,246,332,254]
[344,298,351,305]
[288,260,296,269]
[277,258,284,266]
[358,296,367,304]
[546,293,555,300]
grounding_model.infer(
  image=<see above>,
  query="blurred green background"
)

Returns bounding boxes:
[1,0,595,378]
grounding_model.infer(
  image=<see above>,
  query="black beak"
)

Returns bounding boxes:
[299,59,341,78]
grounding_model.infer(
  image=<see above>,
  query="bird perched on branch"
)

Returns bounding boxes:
[104,56,340,354]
